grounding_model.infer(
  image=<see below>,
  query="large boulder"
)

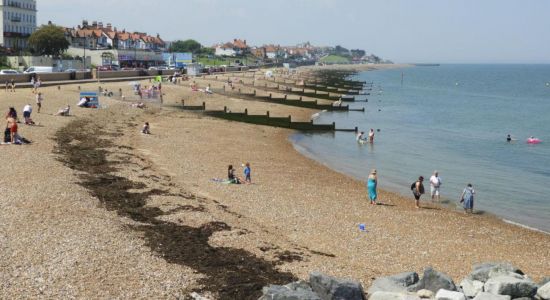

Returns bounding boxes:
[309,272,365,300]
[538,281,550,300]
[408,267,457,293]
[259,281,321,300]
[460,279,484,298]
[367,272,419,294]
[483,275,537,298]
[472,292,511,300]
[435,289,466,300]
[417,289,434,298]
[469,263,524,283]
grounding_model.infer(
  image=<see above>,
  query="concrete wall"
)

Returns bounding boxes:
[6,56,90,71]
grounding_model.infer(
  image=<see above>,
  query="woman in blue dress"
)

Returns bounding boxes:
[367,169,378,205]
[460,183,475,213]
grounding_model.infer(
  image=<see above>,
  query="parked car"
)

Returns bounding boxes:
[64,68,77,73]
[0,69,21,75]
[24,66,55,73]
[97,65,112,71]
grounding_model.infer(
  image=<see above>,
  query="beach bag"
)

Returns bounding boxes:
[410,182,416,190]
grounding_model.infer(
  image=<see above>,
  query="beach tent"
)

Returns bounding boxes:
[79,91,100,108]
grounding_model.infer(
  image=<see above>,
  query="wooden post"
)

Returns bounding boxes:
[253,90,256,96]
[332,122,336,130]
[238,88,241,94]
[224,106,227,113]
[355,126,358,133]
[202,102,206,110]
[267,111,270,117]
[245,108,248,115]
[284,94,287,100]
[314,100,318,105]
[181,99,185,106]
[299,96,303,101]
[288,115,292,124]
[269,93,272,99]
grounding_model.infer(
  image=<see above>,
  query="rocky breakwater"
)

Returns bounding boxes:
[259,263,550,300]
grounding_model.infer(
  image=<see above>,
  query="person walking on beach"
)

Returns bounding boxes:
[460,183,475,214]
[367,169,378,205]
[429,171,442,202]
[411,176,425,209]
[243,162,251,184]
[36,92,44,113]
[9,79,15,92]
[368,128,375,143]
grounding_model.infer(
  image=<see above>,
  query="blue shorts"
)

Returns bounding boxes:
[23,111,31,118]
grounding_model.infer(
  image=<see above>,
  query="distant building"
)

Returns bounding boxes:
[0,0,37,49]
[64,20,166,67]
[214,38,248,57]
[64,20,165,51]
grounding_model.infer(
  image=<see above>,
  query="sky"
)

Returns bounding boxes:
[39,0,550,63]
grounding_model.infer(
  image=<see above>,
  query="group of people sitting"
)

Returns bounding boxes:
[227,163,252,184]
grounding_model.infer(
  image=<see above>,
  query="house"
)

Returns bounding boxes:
[214,38,249,57]
[65,20,165,51]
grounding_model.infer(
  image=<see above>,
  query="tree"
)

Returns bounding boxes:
[351,49,366,58]
[333,45,350,56]
[169,39,202,53]
[28,24,70,57]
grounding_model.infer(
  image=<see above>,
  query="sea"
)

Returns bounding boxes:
[290,64,550,233]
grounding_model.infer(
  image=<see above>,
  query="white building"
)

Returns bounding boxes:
[0,0,37,49]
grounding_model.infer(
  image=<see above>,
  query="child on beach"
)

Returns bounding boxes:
[36,92,44,113]
[142,122,150,134]
[243,162,251,183]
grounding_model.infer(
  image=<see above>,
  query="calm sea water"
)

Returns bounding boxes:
[291,64,550,233]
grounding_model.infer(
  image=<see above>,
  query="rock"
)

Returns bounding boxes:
[368,291,416,300]
[469,263,524,283]
[484,275,537,298]
[309,272,365,300]
[460,279,484,298]
[368,272,419,294]
[408,267,457,293]
[472,292,511,300]
[259,281,321,300]
[417,289,434,298]
[435,289,466,300]
[538,281,550,300]
[540,277,550,287]
[190,292,211,300]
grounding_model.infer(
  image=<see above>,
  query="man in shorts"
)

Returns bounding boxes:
[430,171,442,202]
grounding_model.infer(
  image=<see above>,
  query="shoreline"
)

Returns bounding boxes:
[1,65,548,298]
[290,132,550,236]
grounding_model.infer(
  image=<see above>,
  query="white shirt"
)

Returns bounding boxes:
[36,94,43,103]
[430,175,441,187]
[23,105,32,113]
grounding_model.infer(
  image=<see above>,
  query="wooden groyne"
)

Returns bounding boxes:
[213,90,365,112]
[177,101,358,132]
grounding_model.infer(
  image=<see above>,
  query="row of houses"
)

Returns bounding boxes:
[214,39,316,60]
[64,20,165,52]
